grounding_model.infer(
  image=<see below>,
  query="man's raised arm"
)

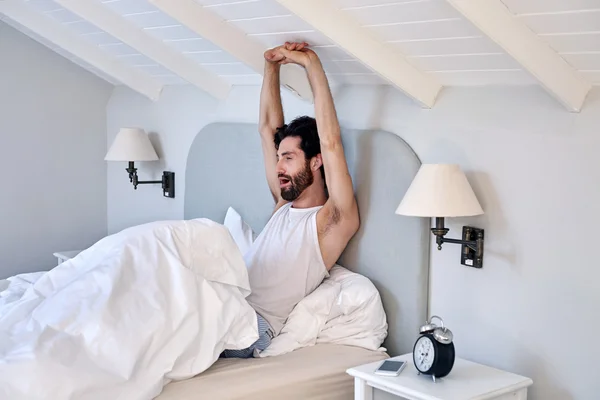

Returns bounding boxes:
[279,44,359,265]
[306,52,358,230]
[259,49,285,205]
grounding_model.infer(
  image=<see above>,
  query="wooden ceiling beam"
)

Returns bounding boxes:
[446,0,592,112]
[0,0,163,101]
[150,0,313,102]
[56,0,231,100]
[273,0,443,108]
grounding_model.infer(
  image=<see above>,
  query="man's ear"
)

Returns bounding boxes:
[311,154,323,171]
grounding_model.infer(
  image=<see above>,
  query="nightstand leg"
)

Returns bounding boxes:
[354,377,373,400]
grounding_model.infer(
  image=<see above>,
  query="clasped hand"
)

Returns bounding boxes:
[264,41,318,68]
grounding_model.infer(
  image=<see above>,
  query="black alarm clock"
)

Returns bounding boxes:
[412,315,455,382]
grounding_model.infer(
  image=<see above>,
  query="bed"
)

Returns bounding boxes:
[155,122,431,399]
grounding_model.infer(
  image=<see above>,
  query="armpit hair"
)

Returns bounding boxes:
[320,204,342,236]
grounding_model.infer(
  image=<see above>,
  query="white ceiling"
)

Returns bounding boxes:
[2,0,599,109]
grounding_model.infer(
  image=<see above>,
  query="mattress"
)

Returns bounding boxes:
[154,344,389,400]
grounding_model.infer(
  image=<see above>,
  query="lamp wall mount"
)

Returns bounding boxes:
[432,217,484,268]
[126,161,175,198]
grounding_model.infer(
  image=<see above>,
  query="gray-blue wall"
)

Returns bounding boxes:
[0,22,113,278]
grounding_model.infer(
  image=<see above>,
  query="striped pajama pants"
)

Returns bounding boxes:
[220,312,274,359]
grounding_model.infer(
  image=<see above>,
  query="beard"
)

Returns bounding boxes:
[280,160,314,201]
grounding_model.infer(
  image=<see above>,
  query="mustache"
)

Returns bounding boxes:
[278,174,292,181]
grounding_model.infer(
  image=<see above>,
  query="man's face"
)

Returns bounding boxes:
[276,136,314,201]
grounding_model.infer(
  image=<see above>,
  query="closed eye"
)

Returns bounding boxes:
[278,151,294,160]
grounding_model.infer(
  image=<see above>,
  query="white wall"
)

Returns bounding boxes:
[107,82,600,400]
[0,22,113,279]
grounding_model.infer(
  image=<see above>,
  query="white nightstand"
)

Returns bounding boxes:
[346,353,533,400]
[53,250,82,265]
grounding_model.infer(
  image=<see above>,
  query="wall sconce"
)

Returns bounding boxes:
[105,127,175,198]
[395,164,485,268]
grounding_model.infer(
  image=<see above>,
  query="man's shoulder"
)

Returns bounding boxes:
[271,200,290,217]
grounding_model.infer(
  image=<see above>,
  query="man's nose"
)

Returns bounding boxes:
[276,160,285,175]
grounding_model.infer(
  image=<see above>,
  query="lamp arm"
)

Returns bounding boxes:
[135,178,163,186]
[123,161,175,198]
[439,236,478,250]
[431,217,485,268]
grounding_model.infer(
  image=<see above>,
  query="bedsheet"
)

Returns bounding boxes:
[155,344,389,400]
[0,219,259,400]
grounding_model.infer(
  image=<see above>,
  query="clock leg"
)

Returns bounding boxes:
[354,377,373,400]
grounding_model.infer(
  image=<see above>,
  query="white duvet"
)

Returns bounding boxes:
[0,219,259,400]
[0,212,389,399]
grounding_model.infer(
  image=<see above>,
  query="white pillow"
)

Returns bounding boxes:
[223,207,255,256]
[316,266,388,351]
[256,265,388,357]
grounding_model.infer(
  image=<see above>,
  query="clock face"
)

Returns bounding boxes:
[414,336,435,372]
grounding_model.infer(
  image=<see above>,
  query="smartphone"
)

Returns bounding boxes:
[374,360,407,376]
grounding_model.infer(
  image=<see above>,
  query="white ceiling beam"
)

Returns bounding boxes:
[0,0,162,101]
[149,0,313,102]
[55,0,230,100]
[272,0,442,109]
[446,0,592,112]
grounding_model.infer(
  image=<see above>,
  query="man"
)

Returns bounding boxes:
[222,42,359,358]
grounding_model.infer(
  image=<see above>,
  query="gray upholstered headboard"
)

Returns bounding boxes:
[184,122,430,356]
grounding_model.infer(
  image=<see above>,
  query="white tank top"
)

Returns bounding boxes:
[244,203,329,335]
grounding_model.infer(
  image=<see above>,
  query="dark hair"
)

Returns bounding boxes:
[274,115,327,190]
[274,116,321,160]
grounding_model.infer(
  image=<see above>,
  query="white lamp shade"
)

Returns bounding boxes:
[396,164,484,217]
[105,127,159,161]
